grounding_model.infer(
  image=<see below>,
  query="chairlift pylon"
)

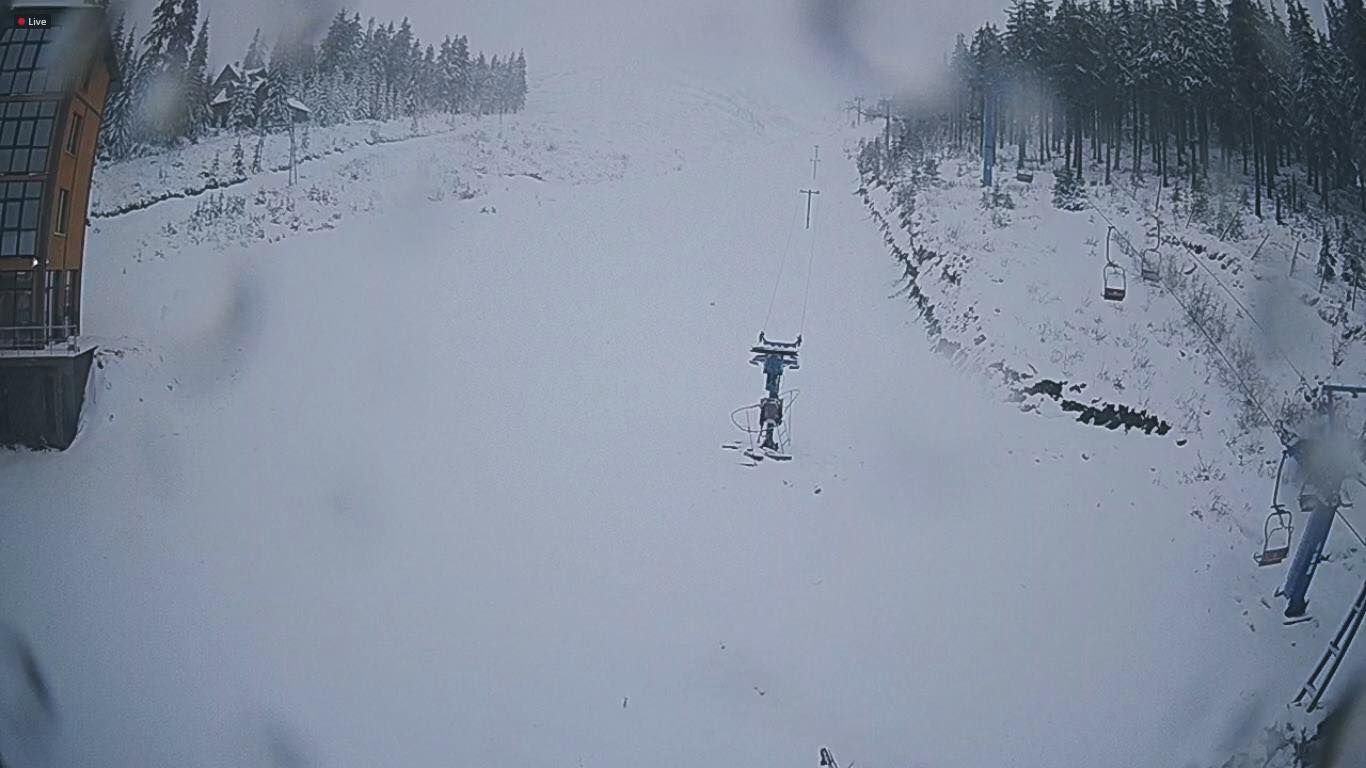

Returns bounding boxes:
[1257,450,1295,567]
[1102,226,1127,302]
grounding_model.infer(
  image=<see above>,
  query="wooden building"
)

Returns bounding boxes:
[0,1,115,449]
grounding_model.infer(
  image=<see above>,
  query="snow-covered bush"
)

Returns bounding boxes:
[981,183,1015,227]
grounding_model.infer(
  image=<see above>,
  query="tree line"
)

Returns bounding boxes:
[100,2,529,161]
[939,0,1366,220]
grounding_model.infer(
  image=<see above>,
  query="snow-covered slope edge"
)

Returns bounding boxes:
[855,131,1366,761]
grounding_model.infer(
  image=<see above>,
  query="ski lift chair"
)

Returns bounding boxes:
[1102,226,1127,301]
[1256,507,1294,566]
[1103,264,1127,301]
[1139,250,1162,283]
[1139,219,1163,283]
[1256,451,1295,567]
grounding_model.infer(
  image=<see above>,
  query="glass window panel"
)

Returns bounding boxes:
[18,232,35,256]
[29,148,44,171]
[25,183,39,197]
[0,73,13,95]
[0,150,13,172]
[13,72,29,93]
[19,200,35,228]
[14,121,31,146]
[16,271,31,287]
[21,102,37,118]
[34,118,51,144]
[4,103,18,119]
[4,203,19,229]
[0,272,11,289]
[3,46,19,71]
[1,233,16,257]
[0,121,16,146]
[16,293,29,323]
[12,150,28,172]
[18,45,36,69]
[38,101,53,117]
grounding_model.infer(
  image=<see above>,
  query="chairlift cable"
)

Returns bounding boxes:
[1335,507,1366,549]
[1096,197,1311,389]
[799,192,819,335]
[763,193,804,332]
[1088,200,1290,446]
[1167,220,1312,388]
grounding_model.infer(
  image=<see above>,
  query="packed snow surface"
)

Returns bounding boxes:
[2,65,1362,767]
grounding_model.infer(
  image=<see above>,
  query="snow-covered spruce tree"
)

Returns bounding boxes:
[365,20,389,120]
[251,130,263,173]
[471,52,487,114]
[137,0,198,143]
[453,36,471,112]
[317,10,361,78]
[99,17,138,160]
[1319,227,1337,287]
[1341,221,1363,306]
[184,14,210,142]
[226,76,256,132]
[1052,165,1086,210]
[242,28,265,70]
[232,135,245,177]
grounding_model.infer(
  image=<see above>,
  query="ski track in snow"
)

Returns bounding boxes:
[0,65,1361,767]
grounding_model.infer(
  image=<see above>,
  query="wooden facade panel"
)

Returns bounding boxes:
[0,6,113,350]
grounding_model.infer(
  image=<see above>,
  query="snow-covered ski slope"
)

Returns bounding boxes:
[0,65,1353,767]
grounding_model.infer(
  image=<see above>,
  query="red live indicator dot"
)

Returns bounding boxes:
[16,17,25,26]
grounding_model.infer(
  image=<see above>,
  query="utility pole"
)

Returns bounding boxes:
[851,97,864,126]
[810,144,820,181]
[800,188,820,229]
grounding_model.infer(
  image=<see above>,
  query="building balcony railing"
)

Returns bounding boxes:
[0,323,79,355]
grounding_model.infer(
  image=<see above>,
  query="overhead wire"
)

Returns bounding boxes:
[1094,198,1366,549]
[1164,219,1312,388]
[1099,194,1312,390]
[763,193,803,332]
[799,190,819,335]
[1087,200,1292,445]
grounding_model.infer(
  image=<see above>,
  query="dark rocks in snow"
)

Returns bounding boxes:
[1024,378,1172,435]
[1024,379,1063,399]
